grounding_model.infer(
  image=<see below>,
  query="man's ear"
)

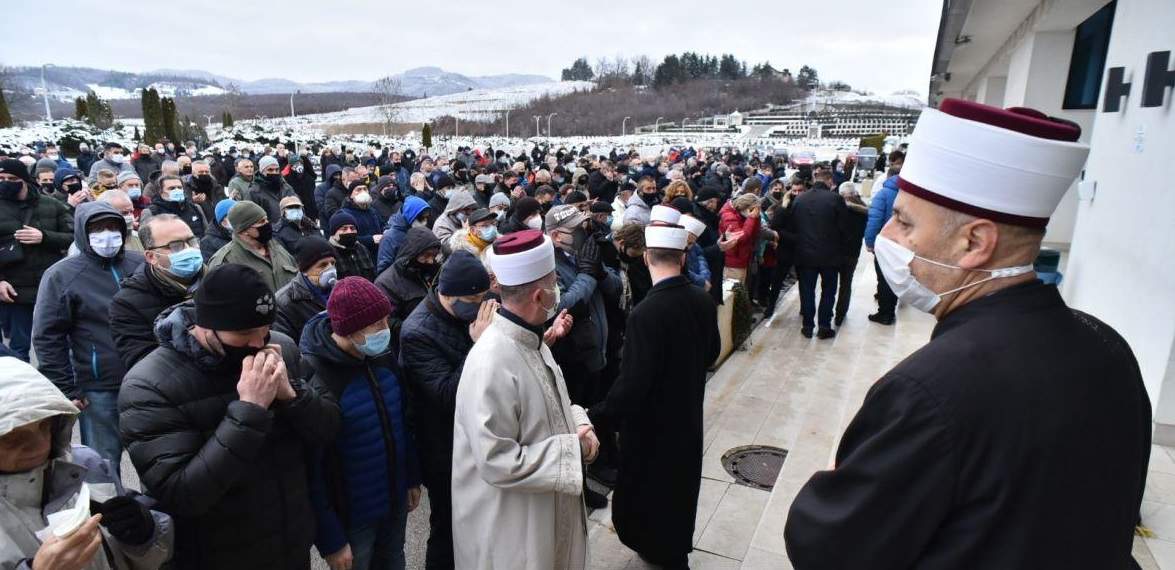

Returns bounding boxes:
[958,218,999,269]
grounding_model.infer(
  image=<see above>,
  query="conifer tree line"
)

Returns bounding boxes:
[562,53,831,92]
[72,90,114,128]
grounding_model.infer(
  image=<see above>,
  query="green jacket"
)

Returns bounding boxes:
[207,235,298,294]
[226,175,255,200]
[0,191,73,304]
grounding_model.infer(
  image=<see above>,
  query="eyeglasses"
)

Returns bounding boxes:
[149,237,199,253]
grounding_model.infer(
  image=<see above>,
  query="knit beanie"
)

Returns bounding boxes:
[34,158,58,175]
[328,277,392,336]
[214,199,237,224]
[0,158,34,186]
[195,264,275,331]
[228,201,267,233]
[296,236,335,272]
[439,250,490,296]
[258,155,279,172]
[670,197,694,214]
[328,211,358,236]
[489,192,511,210]
[116,171,142,186]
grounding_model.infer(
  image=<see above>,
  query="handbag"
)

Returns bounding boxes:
[0,207,36,268]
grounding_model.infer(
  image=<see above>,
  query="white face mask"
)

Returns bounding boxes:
[525,216,543,230]
[354,191,372,206]
[88,230,123,258]
[542,283,561,321]
[874,235,1035,313]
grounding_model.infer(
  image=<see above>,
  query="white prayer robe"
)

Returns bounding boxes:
[452,313,590,569]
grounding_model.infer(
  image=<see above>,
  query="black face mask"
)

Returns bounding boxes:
[337,233,358,248]
[181,166,192,175]
[64,182,83,194]
[410,260,439,278]
[214,331,270,368]
[641,192,660,206]
[539,202,553,215]
[195,174,213,188]
[0,181,24,200]
[263,173,282,188]
[39,182,54,193]
[254,224,274,244]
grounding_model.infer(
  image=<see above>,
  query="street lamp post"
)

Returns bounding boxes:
[455,115,459,137]
[289,90,299,119]
[546,113,557,138]
[40,64,53,122]
[533,115,541,138]
[203,115,214,127]
[622,116,631,136]
[682,117,688,132]
[505,109,510,138]
[655,116,664,132]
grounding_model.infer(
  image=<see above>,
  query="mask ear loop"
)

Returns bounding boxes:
[929,262,1036,299]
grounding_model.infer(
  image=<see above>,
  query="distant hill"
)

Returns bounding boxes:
[2,65,554,101]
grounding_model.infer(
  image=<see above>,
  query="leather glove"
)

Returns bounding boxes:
[93,496,154,546]
[577,238,600,276]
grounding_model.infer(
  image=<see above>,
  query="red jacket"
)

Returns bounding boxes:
[719,201,759,269]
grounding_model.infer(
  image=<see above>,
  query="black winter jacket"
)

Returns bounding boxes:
[398,292,473,472]
[109,264,195,369]
[375,228,439,340]
[787,184,849,268]
[274,274,327,345]
[0,190,73,304]
[199,222,231,261]
[275,218,319,255]
[119,302,340,570]
[332,240,375,282]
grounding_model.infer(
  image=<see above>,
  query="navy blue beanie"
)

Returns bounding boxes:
[328,211,358,236]
[438,250,490,296]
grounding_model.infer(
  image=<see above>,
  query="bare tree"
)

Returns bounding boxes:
[373,75,403,136]
[220,82,243,118]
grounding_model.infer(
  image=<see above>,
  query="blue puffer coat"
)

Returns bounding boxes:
[864,175,899,248]
[376,196,431,275]
[301,312,420,558]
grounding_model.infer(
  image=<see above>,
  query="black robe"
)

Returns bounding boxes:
[785,281,1151,569]
[589,274,721,562]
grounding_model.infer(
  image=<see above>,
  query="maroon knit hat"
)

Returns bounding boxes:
[327,277,391,336]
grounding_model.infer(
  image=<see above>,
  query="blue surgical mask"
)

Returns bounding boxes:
[354,328,391,357]
[167,188,185,202]
[88,230,122,258]
[166,247,204,279]
[478,226,498,242]
[127,186,142,200]
[285,208,303,222]
[316,266,337,290]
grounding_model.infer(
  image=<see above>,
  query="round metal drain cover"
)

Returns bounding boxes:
[721,445,788,490]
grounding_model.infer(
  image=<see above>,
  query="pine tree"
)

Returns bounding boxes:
[84,90,113,129]
[224,111,234,128]
[422,123,432,148]
[0,85,12,128]
[74,97,89,120]
[133,126,141,141]
[160,97,180,143]
[141,88,164,144]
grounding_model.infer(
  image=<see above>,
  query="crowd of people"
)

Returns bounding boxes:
[1,133,872,570]
[0,94,1152,570]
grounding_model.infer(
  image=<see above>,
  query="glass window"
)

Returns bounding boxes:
[1063,1,1116,110]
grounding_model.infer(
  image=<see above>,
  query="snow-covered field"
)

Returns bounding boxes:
[294,81,594,125]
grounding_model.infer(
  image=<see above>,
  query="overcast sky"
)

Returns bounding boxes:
[1,0,942,96]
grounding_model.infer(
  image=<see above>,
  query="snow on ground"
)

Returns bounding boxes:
[803,89,926,109]
[295,81,594,125]
[85,84,138,100]
[0,116,866,164]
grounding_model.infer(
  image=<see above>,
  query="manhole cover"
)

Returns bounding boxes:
[721,445,788,490]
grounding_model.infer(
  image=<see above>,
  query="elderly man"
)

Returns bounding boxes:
[247,155,296,224]
[97,189,145,251]
[185,159,226,223]
[784,99,1151,568]
[0,357,173,570]
[226,157,256,200]
[452,230,599,569]
[207,201,298,292]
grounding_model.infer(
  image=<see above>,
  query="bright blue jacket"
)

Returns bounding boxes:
[864,175,899,248]
[376,197,431,275]
[301,313,420,558]
[686,243,710,288]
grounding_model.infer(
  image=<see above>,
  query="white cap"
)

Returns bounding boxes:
[645,226,688,250]
[486,230,557,286]
[650,205,681,225]
[679,215,707,238]
[899,98,1089,229]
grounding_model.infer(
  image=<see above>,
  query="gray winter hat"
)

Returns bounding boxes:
[258,156,280,171]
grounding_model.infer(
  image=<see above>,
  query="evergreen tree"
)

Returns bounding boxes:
[561,58,595,82]
[719,54,744,80]
[133,126,141,141]
[0,85,12,128]
[160,97,180,143]
[422,123,432,148]
[797,65,819,89]
[141,88,164,144]
[653,55,684,89]
[224,112,234,128]
[74,97,88,120]
[84,90,113,129]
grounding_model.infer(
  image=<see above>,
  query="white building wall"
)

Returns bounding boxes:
[1063,0,1175,421]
